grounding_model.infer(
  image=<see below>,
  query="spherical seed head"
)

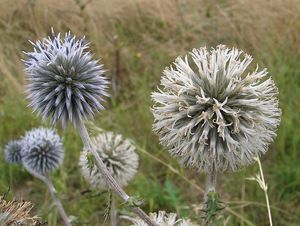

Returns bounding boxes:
[24,29,109,128]
[152,45,281,172]
[132,211,195,226]
[3,140,23,164]
[22,127,64,176]
[79,132,139,190]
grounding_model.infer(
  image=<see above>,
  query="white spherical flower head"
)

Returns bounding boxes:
[4,140,23,164]
[79,132,139,190]
[152,45,281,172]
[24,29,109,128]
[22,127,64,176]
[132,211,195,226]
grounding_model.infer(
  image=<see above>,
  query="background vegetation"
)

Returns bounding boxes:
[0,0,299,225]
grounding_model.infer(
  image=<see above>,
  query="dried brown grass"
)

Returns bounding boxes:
[0,196,40,225]
[0,0,299,89]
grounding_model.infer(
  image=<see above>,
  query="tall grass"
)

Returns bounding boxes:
[0,0,299,225]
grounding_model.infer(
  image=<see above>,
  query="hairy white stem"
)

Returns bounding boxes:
[205,168,217,200]
[256,158,273,226]
[25,167,71,226]
[44,175,71,226]
[110,194,117,226]
[202,169,218,226]
[75,120,159,226]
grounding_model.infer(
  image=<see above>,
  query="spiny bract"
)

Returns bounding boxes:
[79,132,139,190]
[22,127,64,176]
[4,140,23,164]
[152,45,281,172]
[24,29,109,128]
[131,211,195,226]
[0,196,40,226]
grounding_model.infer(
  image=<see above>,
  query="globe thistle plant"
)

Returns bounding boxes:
[23,29,109,128]
[79,131,139,226]
[151,45,281,173]
[4,140,23,164]
[22,127,64,176]
[79,131,139,189]
[152,45,281,223]
[23,29,159,226]
[21,127,70,226]
[130,211,195,226]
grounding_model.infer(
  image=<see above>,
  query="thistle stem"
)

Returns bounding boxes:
[205,169,217,199]
[202,168,218,226]
[110,194,117,226]
[25,167,71,226]
[75,120,159,226]
[44,175,71,226]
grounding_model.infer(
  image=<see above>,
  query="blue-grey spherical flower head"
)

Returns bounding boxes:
[131,211,195,226]
[79,132,139,190]
[151,45,281,173]
[22,127,64,176]
[3,140,23,164]
[23,29,109,128]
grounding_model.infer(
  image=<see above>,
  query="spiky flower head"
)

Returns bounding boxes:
[21,127,64,176]
[152,45,281,172]
[131,211,195,226]
[23,29,109,128]
[79,132,139,190]
[3,140,23,164]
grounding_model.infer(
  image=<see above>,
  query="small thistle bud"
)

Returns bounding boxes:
[3,140,23,164]
[79,132,139,190]
[131,211,195,226]
[22,127,64,176]
[151,45,281,172]
[23,29,109,128]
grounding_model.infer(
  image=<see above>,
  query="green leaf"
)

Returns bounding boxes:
[125,195,144,208]
[164,180,184,209]
[202,192,226,225]
[86,152,95,175]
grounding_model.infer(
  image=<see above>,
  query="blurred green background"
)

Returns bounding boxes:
[0,0,299,225]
